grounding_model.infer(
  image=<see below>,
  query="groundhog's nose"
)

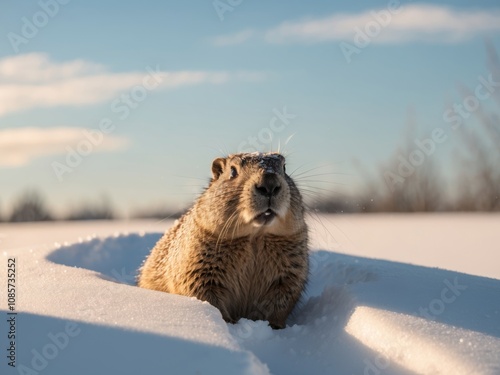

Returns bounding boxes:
[255,173,281,197]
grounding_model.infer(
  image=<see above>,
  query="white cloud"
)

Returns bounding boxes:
[211,29,256,46]
[214,4,500,45]
[0,53,262,117]
[0,127,129,168]
[0,73,146,116]
[0,53,104,83]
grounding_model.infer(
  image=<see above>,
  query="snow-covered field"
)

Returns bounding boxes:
[1,214,499,375]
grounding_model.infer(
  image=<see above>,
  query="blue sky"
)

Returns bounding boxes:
[1,1,500,217]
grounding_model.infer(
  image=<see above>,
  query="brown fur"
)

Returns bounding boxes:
[137,152,308,329]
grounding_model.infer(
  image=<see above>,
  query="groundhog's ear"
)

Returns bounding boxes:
[211,157,226,180]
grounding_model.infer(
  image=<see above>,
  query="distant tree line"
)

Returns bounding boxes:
[1,191,116,223]
[312,112,499,214]
[0,190,187,223]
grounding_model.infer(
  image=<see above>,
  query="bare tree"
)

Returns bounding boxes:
[452,44,500,211]
[65,195,116,221]
[9,190,53,222]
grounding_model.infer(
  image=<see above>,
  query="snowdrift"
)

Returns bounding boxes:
[2,225,500,375]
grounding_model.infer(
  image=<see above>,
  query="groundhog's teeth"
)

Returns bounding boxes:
[253,209,277,226]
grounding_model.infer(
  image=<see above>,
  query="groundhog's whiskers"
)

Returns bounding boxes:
[290,163,353,206]
[216,210,240,253]
[230,216,244,243]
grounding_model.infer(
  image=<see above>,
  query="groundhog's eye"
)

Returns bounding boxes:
[230,166,238,179]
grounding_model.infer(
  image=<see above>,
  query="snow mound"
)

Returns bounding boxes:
[47,233,161,284]
[346,306,500,375]
[2,229,499,375]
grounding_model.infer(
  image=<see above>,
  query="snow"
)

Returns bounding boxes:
[346,307,500,375]
[1,214,499,375]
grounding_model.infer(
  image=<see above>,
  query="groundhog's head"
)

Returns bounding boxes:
[204,152,305,236]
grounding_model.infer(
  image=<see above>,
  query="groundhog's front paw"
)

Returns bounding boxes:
[223,316,238,324]
[268,321,286,330]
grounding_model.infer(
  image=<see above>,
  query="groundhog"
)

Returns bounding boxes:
[137,152,308,329]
